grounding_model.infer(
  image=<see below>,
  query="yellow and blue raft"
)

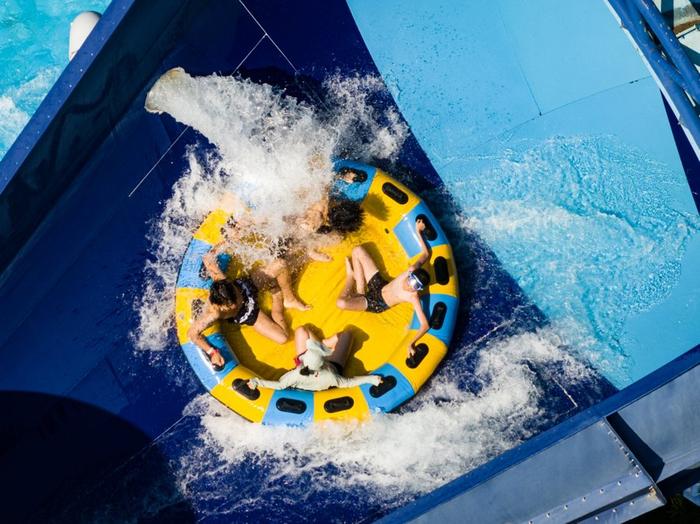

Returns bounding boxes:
[174,160,459,425]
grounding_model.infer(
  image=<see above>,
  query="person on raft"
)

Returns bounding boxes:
[247,326,382,391]
[337,218,432,357]
[187,255,299,371]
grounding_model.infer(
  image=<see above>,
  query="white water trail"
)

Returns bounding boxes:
[173,328,591,512]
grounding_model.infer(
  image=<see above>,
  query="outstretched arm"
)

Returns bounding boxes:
[408,295,430,356]
[335,374,382,388]
[248,372,294,390]
[408,218,431,271]
[187,309,225,366]
[202,242,228,281]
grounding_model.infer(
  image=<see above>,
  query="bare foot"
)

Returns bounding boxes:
[284,298,311,311]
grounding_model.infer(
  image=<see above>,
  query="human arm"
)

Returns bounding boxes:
[408,295,430,356]
[248,371,294,390]
[334,374,382,388]
[187,309,225,367]
[408,218,431,271]
[202,242,228,282]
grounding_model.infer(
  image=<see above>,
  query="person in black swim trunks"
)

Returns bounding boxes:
[337,218,432,357]
[187,254,294,370]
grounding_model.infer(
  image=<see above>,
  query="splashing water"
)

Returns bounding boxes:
[450,135,700,385]
[134,71,407,351]
[73,328,589,523]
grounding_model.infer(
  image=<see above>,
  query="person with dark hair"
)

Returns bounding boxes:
[247,326,382,391]
[187,252,299,370]
[317,197,364,235]
[337,218,432,357]
[294,194,365,262]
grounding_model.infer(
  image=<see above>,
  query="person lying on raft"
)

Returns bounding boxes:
[188,257,296,370]
[221,194,364,265]
[204,233,310,311]
[337,218,431,357]
[247,326,382,391]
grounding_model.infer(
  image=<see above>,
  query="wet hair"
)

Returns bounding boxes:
[412,268,430,289]
[210,280,237,306]
[322,197,364,234]
[299,366,313,376]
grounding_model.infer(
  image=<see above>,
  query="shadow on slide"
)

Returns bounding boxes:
[0,391,195,523]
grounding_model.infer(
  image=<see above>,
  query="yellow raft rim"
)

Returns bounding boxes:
[174,160,459,425]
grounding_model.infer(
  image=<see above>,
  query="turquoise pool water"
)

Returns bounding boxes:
[0,0,111,157]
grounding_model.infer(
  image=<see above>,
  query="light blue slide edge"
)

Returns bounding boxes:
[347,0,700,387]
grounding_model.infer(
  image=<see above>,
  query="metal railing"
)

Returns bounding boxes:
[608,0,700,156]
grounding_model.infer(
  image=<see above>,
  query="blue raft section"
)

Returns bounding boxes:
[0,0,697,521]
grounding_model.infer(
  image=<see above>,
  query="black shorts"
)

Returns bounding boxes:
[328,360,344,375]
[227,278,260,326]
[365,272,390,313]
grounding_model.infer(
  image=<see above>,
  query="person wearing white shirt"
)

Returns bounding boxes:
[248,326,382,391]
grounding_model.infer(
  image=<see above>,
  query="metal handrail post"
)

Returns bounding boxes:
[632,0,700,101]
[608,0,700,146]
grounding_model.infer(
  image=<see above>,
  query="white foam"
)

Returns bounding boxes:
[174,328,590,508]
[134,72,407,351]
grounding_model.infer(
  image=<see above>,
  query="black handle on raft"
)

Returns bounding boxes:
[232,378,260,400]
[276,398,307,414]
[429,302,447,330]
[406,343,429,369]
[324,396,354,413]
[382,182,409,204]
[433,256,450,285]
[338,166,368,183]
[369,375,397,398]
[415,214,437,241]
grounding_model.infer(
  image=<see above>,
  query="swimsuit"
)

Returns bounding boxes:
[365,272,390,313]
[227,278,260,326]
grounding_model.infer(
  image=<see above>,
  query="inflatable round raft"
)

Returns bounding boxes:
[175,160,459,425]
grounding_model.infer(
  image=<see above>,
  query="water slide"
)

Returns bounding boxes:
[0,0,698,522]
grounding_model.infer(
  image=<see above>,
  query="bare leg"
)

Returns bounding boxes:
[253,259,310,311]
[351,245,380,294]
[294,326,311,356]
[252,307,288,345]
[325,330,353,371]
[336,257,369,311]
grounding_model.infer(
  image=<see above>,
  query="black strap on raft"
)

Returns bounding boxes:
[369,375,397,398]
[406,343,429,369]
[232,378,260,400]
[324,396,354,413]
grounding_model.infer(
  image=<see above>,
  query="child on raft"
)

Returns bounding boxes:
[337,217,432,357]
[248,326,382,391]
